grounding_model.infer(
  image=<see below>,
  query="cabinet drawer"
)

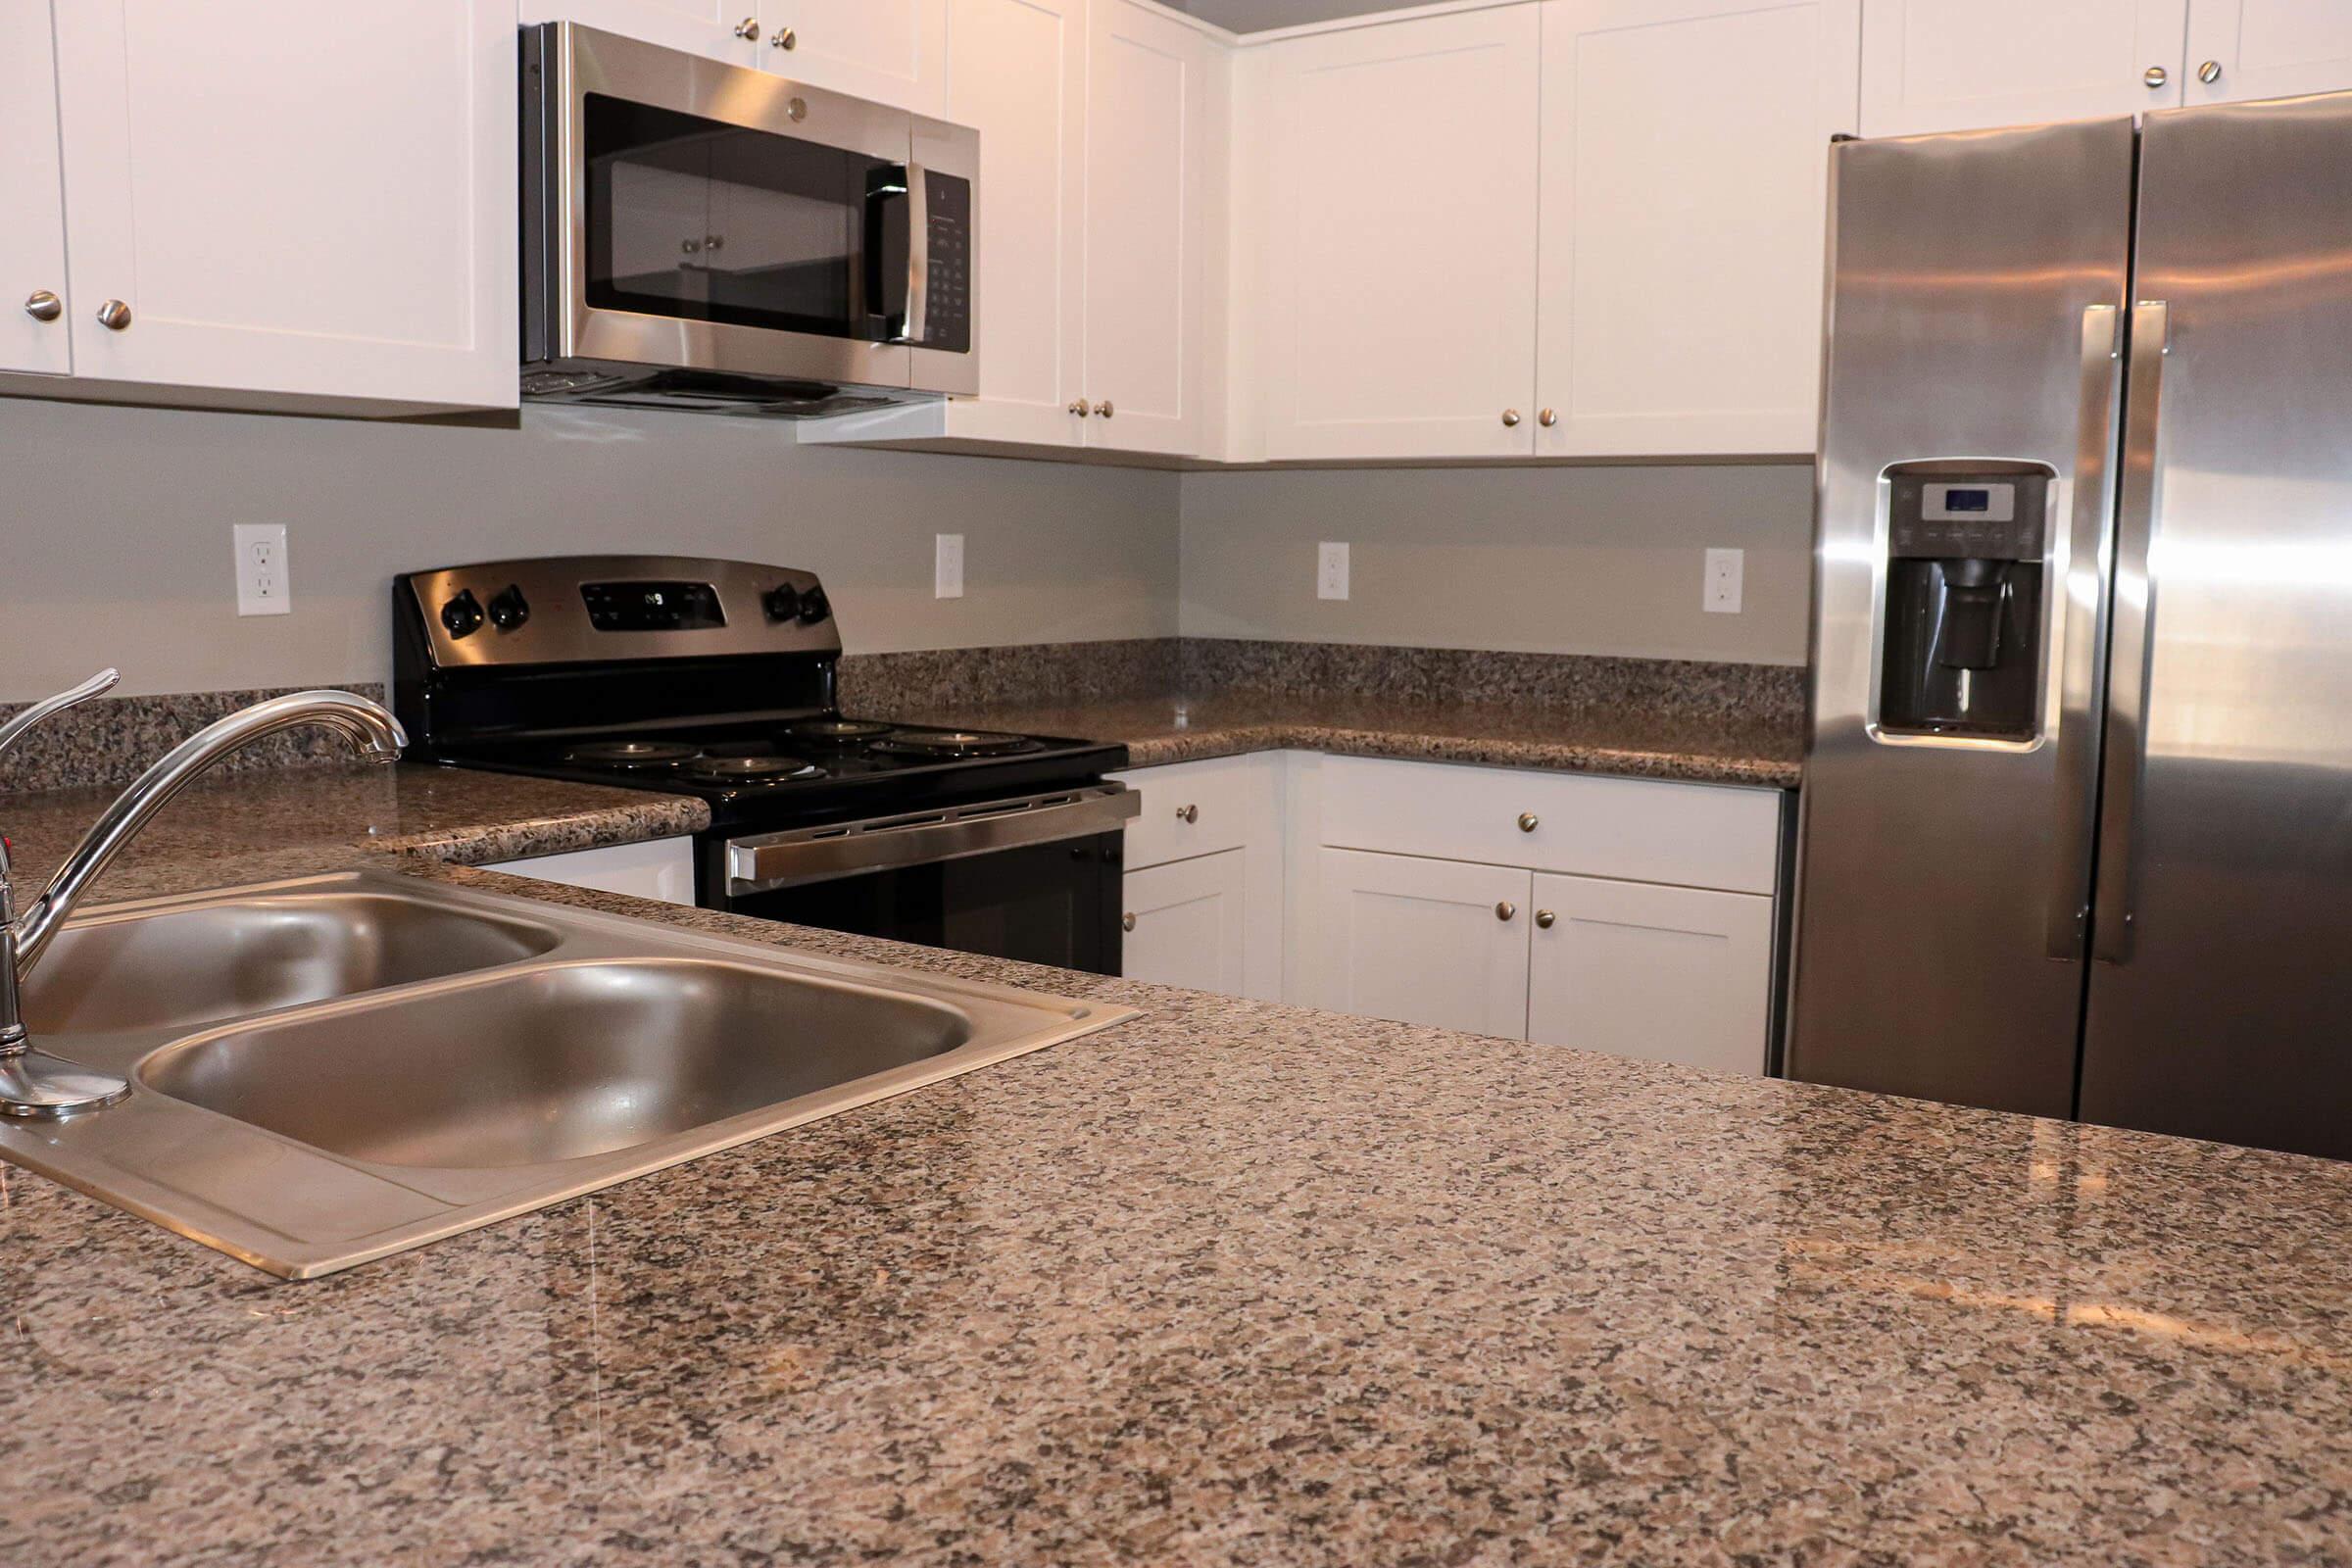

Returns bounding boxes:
[1318,756,1781,894]
[1111,755,1273,870]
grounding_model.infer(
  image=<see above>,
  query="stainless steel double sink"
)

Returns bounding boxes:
[0,870,1135,1278]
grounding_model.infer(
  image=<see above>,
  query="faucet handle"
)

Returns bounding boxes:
[0,668,121,761]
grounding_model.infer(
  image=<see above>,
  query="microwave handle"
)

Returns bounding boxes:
[866,163,928,346]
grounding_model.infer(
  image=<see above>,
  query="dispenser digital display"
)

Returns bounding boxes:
[1877,469,2052,743]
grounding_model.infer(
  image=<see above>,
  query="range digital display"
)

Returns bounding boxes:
[1942,488,1991,513]
[581,580,726,632]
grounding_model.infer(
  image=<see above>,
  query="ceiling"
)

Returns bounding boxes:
[1160,0,1419,32]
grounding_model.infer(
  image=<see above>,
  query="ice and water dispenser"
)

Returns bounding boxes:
[1876,466,2051,742]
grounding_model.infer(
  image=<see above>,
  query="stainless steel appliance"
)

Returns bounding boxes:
[1789,91,2352,1163]
[520,24,977,416]
[393,557,1137,974]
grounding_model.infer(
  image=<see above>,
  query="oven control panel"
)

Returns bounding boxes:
[399,556,843,668]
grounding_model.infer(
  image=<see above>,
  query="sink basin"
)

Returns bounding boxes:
[0,871,1136,1278]
[23,891,560,1034]
[144,958,974,1169]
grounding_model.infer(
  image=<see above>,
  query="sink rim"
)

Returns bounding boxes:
[0,868,1140,1279]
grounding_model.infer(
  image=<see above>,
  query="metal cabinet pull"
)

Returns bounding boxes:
[772,26,797,50]
[1534,909,1555,929]
[94,299,131,330]
[1494,902,1516,922]
[1537,408,1557,427]
[1500,409,1521,427]
[1517,812,1539,833]
[1068,399,1092,416]
[2197,60,2222,84]
[734,16,760,40]
[1121,912,1137,933]
[23,290,62,322]
[1097,400,1114,418]
[2143,65,2169,88]
[1175,804,1198,823]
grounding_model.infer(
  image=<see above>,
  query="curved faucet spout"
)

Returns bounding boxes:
[13,691,406,972]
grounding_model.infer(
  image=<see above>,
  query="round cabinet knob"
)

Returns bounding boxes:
[1121,912,1137,933]
[2197,59,2223,84]
[1176,804,1198,824]
[487,584,531,632]
[23,289,63,322]
[1500,409,1522,427]
[1538,409,1557,428]
[734,16,760,40]
[2144,65,2169,88]
[1535,909,1556,930]
[1097,400,1114,419]
[1517,812,1539,833]
[1494,902,1517,922]
[1068,399,1093,416]
[771,26,797,50]
[439,588,485,640]
[95,298,132,331]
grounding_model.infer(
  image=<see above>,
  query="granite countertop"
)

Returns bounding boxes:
[878,691,1805,787]
[3,771,2348,1565]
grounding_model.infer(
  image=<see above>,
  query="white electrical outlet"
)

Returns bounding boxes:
[234,524,291,616]
[1317,541,1350,601]
[1703,547,1743,614]
[935,532,965,599]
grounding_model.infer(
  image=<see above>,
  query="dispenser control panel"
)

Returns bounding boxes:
[1888,474,2048,561]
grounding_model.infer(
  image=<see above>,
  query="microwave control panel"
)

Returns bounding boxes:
[922,173,972,355]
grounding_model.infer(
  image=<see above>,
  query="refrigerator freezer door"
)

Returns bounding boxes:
[2078,92,2352,1161]
[1788,118,2135,1116]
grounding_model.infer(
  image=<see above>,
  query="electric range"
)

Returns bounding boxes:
[393,555,1137,974]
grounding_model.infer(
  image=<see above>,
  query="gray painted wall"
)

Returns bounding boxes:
[1177,464,1816,665]
[2,399,1181,701]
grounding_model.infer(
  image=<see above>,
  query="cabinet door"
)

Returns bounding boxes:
[1079,0,1208,456]
[48,0,515,413]
[765,0,950,115]
[1256,7,1541,460]
[517,0,754,64]
[0,0,70,377]
[1535,0,1857,457]
[1858,0,2188,134]
[2184,0,2352,103]
[1122,851,1249,995]
[1526,873,1773,1076]
[1314,850,1532,1038]
[943,0,1088,446]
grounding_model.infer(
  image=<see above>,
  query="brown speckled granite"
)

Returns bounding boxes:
[0,682,394,793]
[837,638,1180,713]
[0,830,2345,1565]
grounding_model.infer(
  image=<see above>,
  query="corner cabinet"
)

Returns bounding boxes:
[11,0,518,415]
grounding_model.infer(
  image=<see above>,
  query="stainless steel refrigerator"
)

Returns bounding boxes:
[1788,90,2352,1163]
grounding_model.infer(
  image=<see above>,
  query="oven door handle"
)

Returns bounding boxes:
[725,783,1139,896]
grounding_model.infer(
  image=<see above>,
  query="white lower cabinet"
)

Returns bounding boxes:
[1121,850,1250,995]
[1313,849,1533,1038]
[481,837,699,906]
[1526,872,1774,1075]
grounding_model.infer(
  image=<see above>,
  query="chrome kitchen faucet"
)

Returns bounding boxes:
[0,670,407,1118]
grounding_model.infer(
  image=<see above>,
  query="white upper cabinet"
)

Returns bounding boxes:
[0,0,70,378]
[521,0,758,63]
[2184,0,2352,104]
[44,0,515,413]
[1858,0,2189,134]
[1535,0,1858,457]
[940,0,1090,447]
[1080,0,1213,455]
[762,0,951,115]
[1254,6,1543,461]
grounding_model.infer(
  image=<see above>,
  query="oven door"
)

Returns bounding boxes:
[710,786,1141,976]
[524,22,975,394]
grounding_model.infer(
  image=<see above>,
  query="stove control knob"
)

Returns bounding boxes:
[487,584,530,632]
[797,585,831,624]
[761,584,803,623]
[439,588,485,639]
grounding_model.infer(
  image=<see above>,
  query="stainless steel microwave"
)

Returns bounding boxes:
[520,23,978,416]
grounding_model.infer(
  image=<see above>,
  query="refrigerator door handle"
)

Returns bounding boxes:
[2045,303,2126,959]
[2090,299,2171,964]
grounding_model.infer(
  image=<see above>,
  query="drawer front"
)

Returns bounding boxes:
[1318,756,1781,894]
[1111,755,1273,870]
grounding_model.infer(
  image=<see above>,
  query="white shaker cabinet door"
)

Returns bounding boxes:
[1858,0,2189,135]
[1079,0,1210,456]
[1121,851,1250,996]
[0,0,71,377]
[518,0,757,64]
[942,0,1089,447]
[763,0,950,115]
[2183,0,2352,103]
[1313,850,1532,1040]
[1535,0,1858,457]
[49,0,517,412]
[1254,5,1542,460]
[1525,873,1774,1076]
